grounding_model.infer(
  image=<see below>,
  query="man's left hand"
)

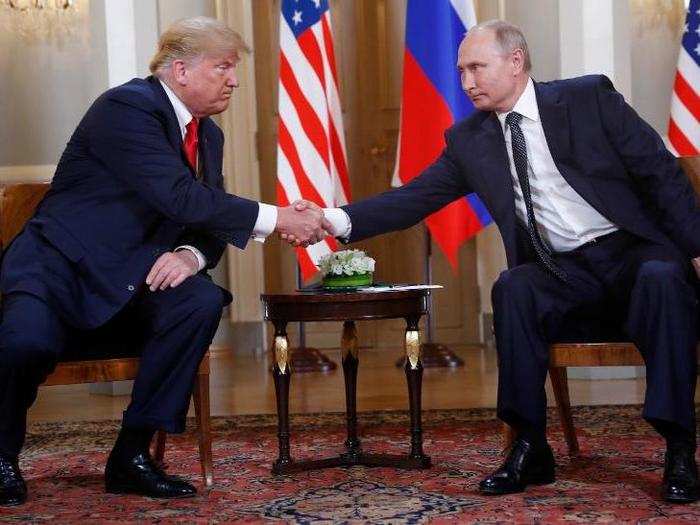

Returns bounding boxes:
[692,256,700,279]
[146,251,199,291]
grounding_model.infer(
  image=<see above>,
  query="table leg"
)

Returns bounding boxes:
[341,320,361,460]
[404,316,430,465]
[271,320,292,473]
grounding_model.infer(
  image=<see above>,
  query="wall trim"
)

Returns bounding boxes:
[0,164,55,182]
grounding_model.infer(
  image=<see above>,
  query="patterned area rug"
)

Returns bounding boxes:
[1,406,699,523]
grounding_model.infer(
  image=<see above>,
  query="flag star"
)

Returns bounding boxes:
[292,10,302,25]
[695,25,700,37]
[695,42,700,56]
[312,0,321,7]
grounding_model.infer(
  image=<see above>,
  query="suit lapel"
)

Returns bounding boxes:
[198,119,219,186]
[535,81,612,218]
[475,113,517,220]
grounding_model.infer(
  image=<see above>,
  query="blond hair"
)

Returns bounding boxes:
[471,19,531,72]
[149,16,251,74]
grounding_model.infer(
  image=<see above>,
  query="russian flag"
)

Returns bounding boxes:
[394,0,492,270]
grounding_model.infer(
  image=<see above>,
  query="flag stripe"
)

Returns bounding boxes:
[280,53,331,171]
[278,120,327,205]
[315,13,351,204]
[674,71,700,123]
[670,91,700,150]
[448,0,476,29]
[278,84,332,201]
[669,118,699,155]
[280,20,329,128]
[298,28,327,95]
[321,14,340,90]
[678,47,700,92]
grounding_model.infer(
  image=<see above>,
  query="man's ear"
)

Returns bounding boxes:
[171,59,187,86]
[511,48,525,76]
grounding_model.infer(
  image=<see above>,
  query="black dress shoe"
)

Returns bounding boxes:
[662,445,699,504]
[105,450,196,499]
[479,438,555,495]
[0,455,27,507]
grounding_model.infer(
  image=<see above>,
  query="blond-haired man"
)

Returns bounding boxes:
[0,17,325,505]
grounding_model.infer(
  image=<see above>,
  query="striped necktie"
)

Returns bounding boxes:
[505,111,568,282]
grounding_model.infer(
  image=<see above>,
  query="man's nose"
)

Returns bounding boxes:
[461,71,475,91]
[228,71,239,88]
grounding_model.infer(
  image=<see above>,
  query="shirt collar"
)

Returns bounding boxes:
[496,77,540,132]
[159,78,194,139]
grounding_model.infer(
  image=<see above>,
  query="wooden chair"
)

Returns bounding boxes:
[504,156,700,455]
[0,182,214,486]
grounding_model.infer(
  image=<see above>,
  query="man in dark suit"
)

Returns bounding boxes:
[0,17,328,506]
[294,20,700,502]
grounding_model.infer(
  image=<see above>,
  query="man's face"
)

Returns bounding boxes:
[457,29,522,113]
[178,51,240,118]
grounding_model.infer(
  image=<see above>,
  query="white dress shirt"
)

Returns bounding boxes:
[159,80,277,267]
[496,78,617,252]
[324,78,618,250]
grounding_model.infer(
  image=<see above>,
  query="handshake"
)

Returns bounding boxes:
[275,200,334,247]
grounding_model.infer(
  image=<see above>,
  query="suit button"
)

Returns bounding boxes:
[127,285,135,291]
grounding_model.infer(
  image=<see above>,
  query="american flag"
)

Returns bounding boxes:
[276,0,351,280]
[668,0,700,156]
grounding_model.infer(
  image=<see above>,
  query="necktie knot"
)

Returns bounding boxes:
[505,111,523,129]
[185,118,199,140]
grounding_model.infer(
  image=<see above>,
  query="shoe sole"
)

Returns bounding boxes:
[105,484,196,499]
[479,473,555,495]
[0,499,26,507]
[663,494,699,504]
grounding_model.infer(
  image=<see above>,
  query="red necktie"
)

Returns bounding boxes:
[183,118,199,173]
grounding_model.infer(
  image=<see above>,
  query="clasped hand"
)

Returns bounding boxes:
[276,200,332,247]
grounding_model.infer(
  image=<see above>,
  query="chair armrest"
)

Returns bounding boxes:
[0,183,50,250]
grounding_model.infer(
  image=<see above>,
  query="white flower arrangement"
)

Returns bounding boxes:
[318,249,375,277]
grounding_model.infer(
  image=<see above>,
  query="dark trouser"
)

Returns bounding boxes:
[0,275,225,459]
[493,231,699,438]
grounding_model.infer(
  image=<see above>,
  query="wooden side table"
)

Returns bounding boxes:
[261,289,432,474]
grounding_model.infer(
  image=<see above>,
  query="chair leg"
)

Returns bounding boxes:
[153,430,167,465]
[193,370,213,487]
[549,366,579,455]
[501,422,516,454]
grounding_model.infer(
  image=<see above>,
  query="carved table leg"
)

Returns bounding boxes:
[404,316,431,467]
[271,320,292,474]
[341,320,361,461]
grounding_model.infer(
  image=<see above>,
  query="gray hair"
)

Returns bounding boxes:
[471,19,531,72]
[149,16,251,75]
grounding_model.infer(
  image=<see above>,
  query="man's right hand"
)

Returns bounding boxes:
[275,202,331,247]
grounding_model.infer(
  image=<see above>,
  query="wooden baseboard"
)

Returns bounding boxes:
[0,165,55,182]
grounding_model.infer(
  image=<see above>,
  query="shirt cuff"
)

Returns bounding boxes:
[323,208,352,239]
[174,245,206,271]
[252,203,278,243]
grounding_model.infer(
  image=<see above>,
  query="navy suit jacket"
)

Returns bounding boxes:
[343,75,700,269]
[1,76,259,329]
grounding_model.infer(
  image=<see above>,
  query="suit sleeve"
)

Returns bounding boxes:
[85,95,259,250]
[595,75,700,257]
[342,130,472,242]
